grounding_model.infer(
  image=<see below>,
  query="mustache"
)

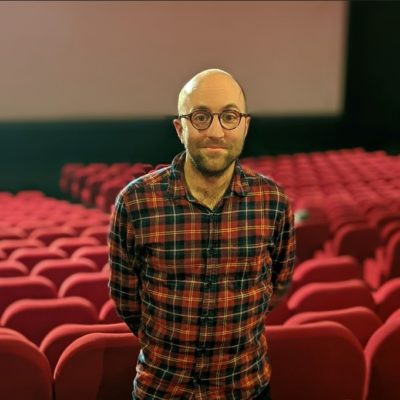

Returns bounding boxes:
[202,142,229,149]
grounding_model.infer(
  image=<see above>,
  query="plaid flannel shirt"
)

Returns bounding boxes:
[108,151,295,400]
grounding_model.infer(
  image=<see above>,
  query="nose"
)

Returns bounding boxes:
[206,114,224,138]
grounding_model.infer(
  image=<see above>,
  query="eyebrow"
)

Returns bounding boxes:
[191,103,241,112]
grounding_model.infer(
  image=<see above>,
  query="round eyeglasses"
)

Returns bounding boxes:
[178,109,250,131]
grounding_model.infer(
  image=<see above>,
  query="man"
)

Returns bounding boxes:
[108,69,295,400]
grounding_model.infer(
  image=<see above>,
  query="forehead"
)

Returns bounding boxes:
[182,74,245,112]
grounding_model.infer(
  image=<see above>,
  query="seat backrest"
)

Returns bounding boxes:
[29,226,77,246]
[290,256,361,293]
[383,231,400,279]
[0,275,57,315]
[285,306,382,347]
[54,332,140,400]
[99,299,121,324]
[49,236,100,256]
[9,247,67,271]
[1,297,98,345]
[31,258,97,289]
[264,321,366,400]
[333,224,380,262]
[373,278,400,321]
[0,260,29,277]
[71,245,109,270]
[0,336,53,400]
[40,322,130,372]
[287,279,375,314]
[386,308,400,323]
[58,272,109,312]
[81,226,109,245]
[0,238,45,257]
[364,319,400,400]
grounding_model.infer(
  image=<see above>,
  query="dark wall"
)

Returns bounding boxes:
[344,1,400,153]
[0,116,344,197]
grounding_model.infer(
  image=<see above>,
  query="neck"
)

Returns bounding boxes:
[183,158,235,208]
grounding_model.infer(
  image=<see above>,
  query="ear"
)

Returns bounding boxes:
[173,118,184,143]
[243,115,251,138]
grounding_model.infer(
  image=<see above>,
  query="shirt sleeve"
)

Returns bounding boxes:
[108,191,142,336]
[269,195,296,309]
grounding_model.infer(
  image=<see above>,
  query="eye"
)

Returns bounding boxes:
[192,111,211,124]
[221,110,239,123]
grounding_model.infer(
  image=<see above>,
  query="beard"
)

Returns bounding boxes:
[187,143,244,178]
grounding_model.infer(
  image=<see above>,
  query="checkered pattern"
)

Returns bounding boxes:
[109,151,295,400]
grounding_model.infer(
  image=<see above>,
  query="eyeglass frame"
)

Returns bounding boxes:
[177,109,250,131]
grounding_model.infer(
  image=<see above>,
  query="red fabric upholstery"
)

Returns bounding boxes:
[386,308,400,323]
[289,255,361,295]
[71,245,109,270]
[29,226,77,246]
[40,322,130,372]
[364,319,400,400]
[373,278,400,321]
[264,321,366,400]
[9,247,67,271]
[31,258,98,289]
[49,236,100,257]
[99,299,122,324]
[0,260,29,277]
[54,332,140,400]
[0,238,45,257]
[0,336,53,400]
[363,231,400,289]
[287,279,375,314]
[58,272,109,312]
[1,297,98,345]
[0,276,57,315]
[315,223,380,263]
[285,306,382,347]
[81,225,109,245]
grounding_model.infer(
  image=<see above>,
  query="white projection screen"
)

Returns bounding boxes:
[0,1,347,120]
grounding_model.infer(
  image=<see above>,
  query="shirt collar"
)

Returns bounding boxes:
[167,151,249,200]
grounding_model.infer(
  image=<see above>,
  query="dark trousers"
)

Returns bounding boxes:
[253,383,272,400]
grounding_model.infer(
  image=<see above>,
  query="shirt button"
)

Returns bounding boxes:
[193,376,201,385]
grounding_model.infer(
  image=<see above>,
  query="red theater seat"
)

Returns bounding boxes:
[363,231,400,289]
[49,236,100,257]
[0,260,29,277]
[0,336,52,400]
[285,306,382,348]
[0,226,26,240]
[315,223,380,263]
[58,272,109,312]
[81,225,109,245]
[40,322,130,372]
[373,278,400,321]
[54,332,140,400]
[99,299,121,324]
[0,276,57,315]
[264,322,366,400]
[29,226,77,246]
[364,319,400,400]
[71,245,108,270]
[0,238,45,257]
[9,247,67,271]
[1,297,98,345]
[289,256,361,295]
[287,279,375,314]
[31,258,98,289]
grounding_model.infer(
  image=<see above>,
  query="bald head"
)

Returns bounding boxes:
[177,69,247,115]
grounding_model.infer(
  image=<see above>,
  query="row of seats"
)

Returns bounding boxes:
[59,161,154,211]
[2,318,400,400]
